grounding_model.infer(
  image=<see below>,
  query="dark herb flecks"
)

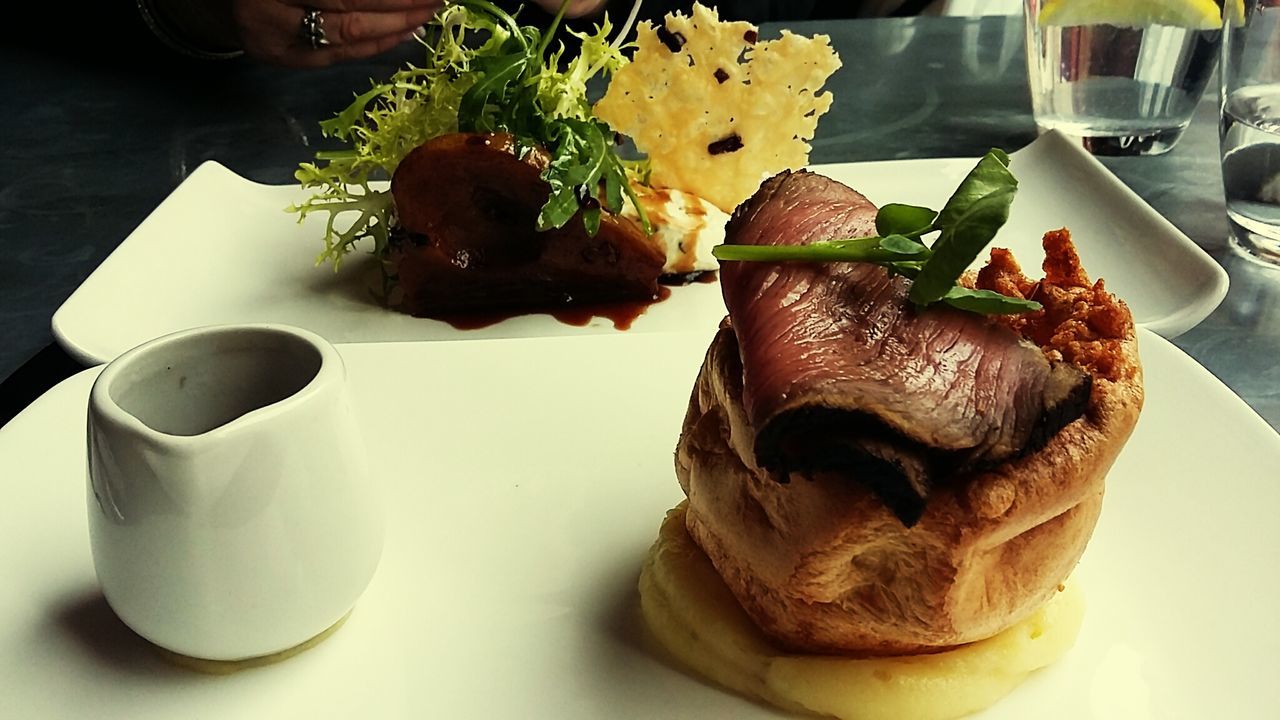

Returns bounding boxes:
[708,134,744,155]
[657,25,686,52]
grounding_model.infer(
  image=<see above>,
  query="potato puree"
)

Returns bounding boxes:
[640,504,1084,720]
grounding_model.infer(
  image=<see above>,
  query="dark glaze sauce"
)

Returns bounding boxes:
[399,181,723,332]
[434,286,675,331]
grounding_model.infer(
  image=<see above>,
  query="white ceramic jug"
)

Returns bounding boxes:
[86,324,382,662]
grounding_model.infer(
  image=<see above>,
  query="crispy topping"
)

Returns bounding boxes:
[976,229,1136,382]
[594,4,841,213]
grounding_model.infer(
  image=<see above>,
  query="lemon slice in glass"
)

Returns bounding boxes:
[1037,0,1225,30]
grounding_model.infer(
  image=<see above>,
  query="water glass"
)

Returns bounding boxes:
[1023,0,1221,155]
[1221,1,1280,265]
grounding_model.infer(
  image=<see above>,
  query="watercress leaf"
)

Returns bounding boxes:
[940,286,1042,315]
[554,162,594,187]
[933,149,1016,233]
[582,205,602,236]
[566,118,610,185]
[457,52,530,132]
[602,164,625,212]
[878,234,930,256]
[909,186,1017,306]
[876,203,937,239]
[538,185,580,231]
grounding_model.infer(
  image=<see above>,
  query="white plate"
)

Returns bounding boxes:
[51,131,1227,366]
[1,330,1276,719]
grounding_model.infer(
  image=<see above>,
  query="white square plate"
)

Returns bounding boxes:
[0,329,1276,718]
[51,131,1227,365]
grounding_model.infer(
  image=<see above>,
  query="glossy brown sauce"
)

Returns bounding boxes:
[435,286,675,331]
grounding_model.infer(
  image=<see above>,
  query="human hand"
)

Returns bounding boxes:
[230,0,443,68]
[530,0,608,18]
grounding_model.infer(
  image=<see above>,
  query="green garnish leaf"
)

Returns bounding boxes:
[908,185,1017,306]
[711,149,1032,316]
[713,235,926,264]
[539,183,582,232]
[319,84,393,141]
[457,51,532,132]
[457,0,529,45]
[581,205,603,236]
[885,260,925,279]
[875,203,937,239]
[877,234,929,256]
[933,148,1014,231]
[940,286,1042,315]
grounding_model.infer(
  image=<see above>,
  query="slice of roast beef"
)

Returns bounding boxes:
[388,132,666,317]
[720,170,1091,525]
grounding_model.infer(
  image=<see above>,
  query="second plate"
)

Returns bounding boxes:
[52,131,1226,365]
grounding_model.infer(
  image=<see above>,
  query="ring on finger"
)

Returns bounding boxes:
[301,7,330,49]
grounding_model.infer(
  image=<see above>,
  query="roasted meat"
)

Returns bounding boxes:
[718,170,1091,525]
[388,133,666,317]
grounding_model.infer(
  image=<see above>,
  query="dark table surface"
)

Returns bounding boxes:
[2,14,1278,430]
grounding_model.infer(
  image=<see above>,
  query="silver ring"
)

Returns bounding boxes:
[301,7,330,49]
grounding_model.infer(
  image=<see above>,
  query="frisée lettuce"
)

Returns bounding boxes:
[290,0,647,271]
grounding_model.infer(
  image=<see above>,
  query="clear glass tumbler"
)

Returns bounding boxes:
[1023,0,1221,155]
[1220,1,1280,265]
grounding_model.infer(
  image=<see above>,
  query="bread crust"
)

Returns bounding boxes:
[674,235,1143,656]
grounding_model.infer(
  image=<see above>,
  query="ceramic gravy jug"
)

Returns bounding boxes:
[86,324,382,662]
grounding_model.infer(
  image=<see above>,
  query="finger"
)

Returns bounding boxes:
[330,30,419,62]
[285,0,442,12]
[285,30,417,69]
[532,0,606,18]
[323,7,435,46]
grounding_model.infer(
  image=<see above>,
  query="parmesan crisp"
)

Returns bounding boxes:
[595,3,841,213]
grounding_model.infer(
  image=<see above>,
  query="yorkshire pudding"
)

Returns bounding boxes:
[673,170,1143,656]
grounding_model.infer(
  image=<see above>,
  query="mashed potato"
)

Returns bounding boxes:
[640,504,1084,720]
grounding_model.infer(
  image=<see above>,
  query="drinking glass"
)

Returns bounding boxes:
[1023,0,1221,155]
[1220,0,1280,265]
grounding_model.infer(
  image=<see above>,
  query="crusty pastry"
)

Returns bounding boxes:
[674,230,1142,655]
